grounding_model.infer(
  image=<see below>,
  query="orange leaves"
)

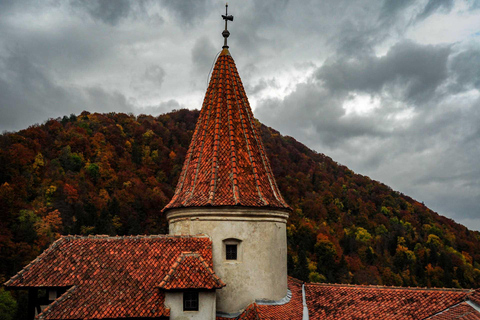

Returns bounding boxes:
[64,183,79,204]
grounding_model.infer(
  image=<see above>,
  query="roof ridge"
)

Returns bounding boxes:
[60,234,211,240]
[208,59,223,204]
[184,61,219,207]
[4,236,65,286]
[305,282,474,292]
[229,61,267,206]
[159,251,225,290]
[37,286,77,320]
[225,63,240,204]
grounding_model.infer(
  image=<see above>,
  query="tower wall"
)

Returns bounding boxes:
[167,207,288,314]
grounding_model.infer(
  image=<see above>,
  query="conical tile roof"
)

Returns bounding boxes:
[163,49,290,212]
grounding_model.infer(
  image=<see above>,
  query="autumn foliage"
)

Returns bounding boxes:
[1,109,480,291]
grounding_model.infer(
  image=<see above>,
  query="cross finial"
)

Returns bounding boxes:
[222,3,233,49]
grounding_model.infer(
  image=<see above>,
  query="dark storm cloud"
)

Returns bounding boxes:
[0,51,133,132]
[317,41,451,103]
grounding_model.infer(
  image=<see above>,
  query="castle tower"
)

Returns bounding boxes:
[163,5,291,315]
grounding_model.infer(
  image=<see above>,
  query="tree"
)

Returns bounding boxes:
[0,288,17,320]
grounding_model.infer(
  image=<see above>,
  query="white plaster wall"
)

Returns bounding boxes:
[165,291,216,320]
[167,208,289,314]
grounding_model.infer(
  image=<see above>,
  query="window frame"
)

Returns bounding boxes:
[225,244,237,260]
[223,238,242,262]
[183,291,199,312]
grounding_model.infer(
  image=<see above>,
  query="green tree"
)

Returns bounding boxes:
[0,288,17,320]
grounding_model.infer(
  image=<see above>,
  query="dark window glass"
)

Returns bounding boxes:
[226,244,237,260]
[183,291,199,311]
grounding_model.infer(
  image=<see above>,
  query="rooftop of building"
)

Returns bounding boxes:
[4,234,220,319]
[163,48,290,213]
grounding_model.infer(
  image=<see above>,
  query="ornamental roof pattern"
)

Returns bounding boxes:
[159,251,225,290]
[4,235,214,319]
[163,49,290,212]
[305,282,474,320]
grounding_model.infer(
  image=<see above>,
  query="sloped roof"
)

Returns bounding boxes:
[4,235,215,320]
[304,282,474,320]
[159,251,225,290]
[163,48,290,212]
[427,302,480,319]
[217,277,304,320]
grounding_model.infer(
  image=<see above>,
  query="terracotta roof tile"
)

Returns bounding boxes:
[427,302,480,319]
[217,277,304,320]
[305,282,474,320]
[469,289,480,305]
[163,49,290,212]
[159,251,225,290]
[5,235,214,319]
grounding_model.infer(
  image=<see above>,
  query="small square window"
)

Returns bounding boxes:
[183,291,198,311]
[226,244,237,260]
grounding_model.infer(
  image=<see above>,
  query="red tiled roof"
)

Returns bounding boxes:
[159,251,225,290]
[305,282,474,320]
[255,277,303,320]
[237,303,261,320]
[163,48,290,212]
[4,235,214,319]
[427,302,480,319]
[217,277,303,320]
[469,289,480,305]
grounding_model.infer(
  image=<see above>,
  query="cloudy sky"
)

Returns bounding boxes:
[1,0,480,229]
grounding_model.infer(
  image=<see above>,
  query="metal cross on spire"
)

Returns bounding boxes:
[222,3,234,49]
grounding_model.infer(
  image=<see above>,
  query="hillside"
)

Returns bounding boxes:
[1,109,480,291]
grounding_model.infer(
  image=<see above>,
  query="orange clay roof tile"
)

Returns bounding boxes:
[4,235,215,319]
[163,50,290,212]
[216,277,304,320]
[427,302,480,319]
[221,278,480,320]
[304,282,474,320]
[159,251,225,290]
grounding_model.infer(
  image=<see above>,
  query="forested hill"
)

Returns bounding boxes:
[2,109,480,290]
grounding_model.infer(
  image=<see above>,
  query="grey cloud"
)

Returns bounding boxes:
[416,0,455,21]
[192,36,217,76]
[247,0,289,27]
[379,0,415,19]
[449,49,480,90]
[245,78,279,96]
[0,51,133,132]
[317,41,451,103]
[162,0,211,25]
[332,20,378,57]
[256,82,387,148]
[71,0,132,26]
[144,65,166,86]
[137,99,182,117]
